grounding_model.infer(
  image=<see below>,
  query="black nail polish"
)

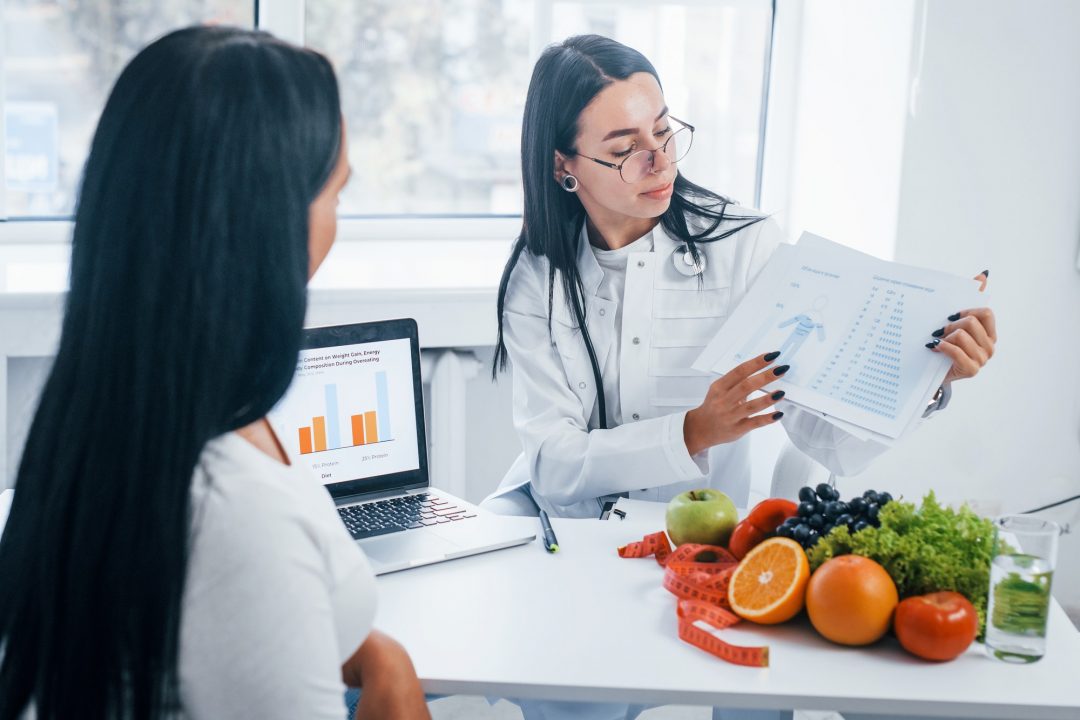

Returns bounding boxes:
[925,339,941,349]
[763,351,781,362]
[771,390,786,401]
[772,411,784,420]
[773,364,790,376]
[931,327,945,338]
[948,312,962,322]
[981,269,990,278]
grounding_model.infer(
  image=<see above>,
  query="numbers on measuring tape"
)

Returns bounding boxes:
[618,530,770,667]
[678,600,769,667]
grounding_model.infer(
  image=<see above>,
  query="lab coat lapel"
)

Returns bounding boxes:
[548,224,614,425]
[574,224,614,375]
[651,222,682,260]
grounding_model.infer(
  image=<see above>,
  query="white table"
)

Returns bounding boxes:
[375,514,1080,720]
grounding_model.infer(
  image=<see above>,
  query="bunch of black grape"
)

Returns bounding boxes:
[776,483,893,549]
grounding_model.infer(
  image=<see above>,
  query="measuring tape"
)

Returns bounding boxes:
[618,531,770,667]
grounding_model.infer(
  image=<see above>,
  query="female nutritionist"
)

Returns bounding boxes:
[484,34,996,523]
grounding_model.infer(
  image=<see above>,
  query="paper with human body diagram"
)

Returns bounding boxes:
[693,233,984,440]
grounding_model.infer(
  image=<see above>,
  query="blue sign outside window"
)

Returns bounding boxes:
[4,102,59,192]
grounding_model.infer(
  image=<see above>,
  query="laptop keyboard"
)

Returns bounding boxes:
[338,493,477,540]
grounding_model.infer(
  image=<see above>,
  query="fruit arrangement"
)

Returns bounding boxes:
[616,487,991,667]
[777,483,894,550]
[808,491,997,639]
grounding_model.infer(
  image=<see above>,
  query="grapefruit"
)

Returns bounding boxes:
[806,555,899,646]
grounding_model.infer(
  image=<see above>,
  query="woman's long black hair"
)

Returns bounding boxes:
[0,26,341,720]
[493,35,767,426]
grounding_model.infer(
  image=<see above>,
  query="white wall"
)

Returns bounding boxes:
[835,0,1080,614]
[459,347,521,504]
[844,0,1080,513]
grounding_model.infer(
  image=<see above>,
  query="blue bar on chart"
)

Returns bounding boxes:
[324,384,342,450]
[375,371,392,441]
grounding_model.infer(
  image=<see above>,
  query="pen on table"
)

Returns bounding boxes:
[538,508,559,553]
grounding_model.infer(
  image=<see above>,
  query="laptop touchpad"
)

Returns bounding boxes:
[361,532,458,565]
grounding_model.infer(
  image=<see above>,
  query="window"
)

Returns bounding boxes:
[306,0,773,217]
[305,0,532,217]
[0,0,772,223]
[0,0,253,219]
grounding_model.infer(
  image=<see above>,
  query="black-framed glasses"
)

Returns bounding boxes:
[576,116,695,184]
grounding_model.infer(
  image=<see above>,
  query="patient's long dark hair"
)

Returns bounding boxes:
[493,35,766,403]
[0,26,341,720]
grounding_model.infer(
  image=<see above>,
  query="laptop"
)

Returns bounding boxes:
[270,319,535,574]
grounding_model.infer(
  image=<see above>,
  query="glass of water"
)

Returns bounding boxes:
[985,515,1060,663]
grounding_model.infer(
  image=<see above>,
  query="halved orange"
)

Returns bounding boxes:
[728,537,810,625]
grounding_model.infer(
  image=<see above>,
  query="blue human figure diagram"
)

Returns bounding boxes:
[776,296,827,362]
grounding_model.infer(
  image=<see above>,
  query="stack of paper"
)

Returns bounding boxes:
[692,233,985,446]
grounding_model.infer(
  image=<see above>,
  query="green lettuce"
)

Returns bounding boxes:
[807,492,996,636]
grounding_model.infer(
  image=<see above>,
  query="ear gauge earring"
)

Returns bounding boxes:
[560,174,579,192]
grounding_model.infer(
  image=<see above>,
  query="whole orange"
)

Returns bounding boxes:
[806,555,899,646]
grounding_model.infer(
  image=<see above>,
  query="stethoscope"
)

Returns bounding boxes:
[579,242,707,433]
[672,243,707,277]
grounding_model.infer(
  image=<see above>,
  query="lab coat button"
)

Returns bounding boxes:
[632,337,640,345]
[637,260,646,268]
[578,381,587,389]
[599,308,606,316]
[632,413,640,420]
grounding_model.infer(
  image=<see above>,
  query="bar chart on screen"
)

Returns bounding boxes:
[296,374,393,455]
[270,338,420,484]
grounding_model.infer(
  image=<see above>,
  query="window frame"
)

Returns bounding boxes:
[0,0,780,247]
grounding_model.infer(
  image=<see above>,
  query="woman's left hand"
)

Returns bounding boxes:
[927,272,996,384]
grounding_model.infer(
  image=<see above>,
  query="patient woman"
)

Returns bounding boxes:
[0,26,428,720]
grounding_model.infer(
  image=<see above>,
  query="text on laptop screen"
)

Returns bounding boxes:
[270,338,421,485]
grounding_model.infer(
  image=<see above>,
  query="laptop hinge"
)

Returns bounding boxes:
[334,484,428,506]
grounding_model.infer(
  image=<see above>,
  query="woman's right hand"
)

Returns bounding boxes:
[343,630,430,720]
[683,352,789,456]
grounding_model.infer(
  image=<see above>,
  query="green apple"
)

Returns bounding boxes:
[665,489,738,547]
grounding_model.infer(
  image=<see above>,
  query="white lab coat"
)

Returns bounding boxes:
[490,208,899,519]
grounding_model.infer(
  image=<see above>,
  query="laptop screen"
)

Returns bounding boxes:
[269,320,428,498]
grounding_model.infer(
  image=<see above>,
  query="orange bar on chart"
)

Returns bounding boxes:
[351,414,366,446]
[313,416,327,452]
[364,411,379,444]
[298,427,313,455]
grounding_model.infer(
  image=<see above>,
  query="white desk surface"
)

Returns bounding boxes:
[374,512,1080,719]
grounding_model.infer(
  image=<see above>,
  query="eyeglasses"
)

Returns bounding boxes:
[576,116,695,184]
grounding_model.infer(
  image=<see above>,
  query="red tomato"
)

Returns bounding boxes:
[727,521,762,560]
[894,591,978,662]
[746,498,799,533]
[728,498,799,560]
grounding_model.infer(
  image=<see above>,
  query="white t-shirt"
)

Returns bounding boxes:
[179,432,376,720]
[590,230,655,426]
